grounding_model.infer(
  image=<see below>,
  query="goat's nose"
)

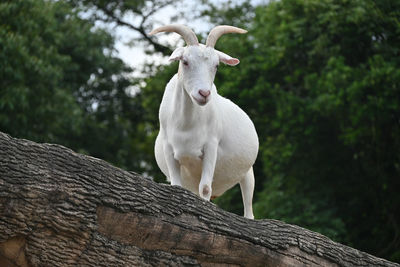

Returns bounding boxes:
[199,90,211,98]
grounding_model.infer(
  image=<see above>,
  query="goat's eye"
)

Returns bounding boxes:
[182,60,189,66]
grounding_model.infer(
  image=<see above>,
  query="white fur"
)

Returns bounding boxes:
[154,44,258,219]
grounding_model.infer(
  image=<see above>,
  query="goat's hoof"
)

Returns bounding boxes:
[200,184,211,201]
[244,213,254,220]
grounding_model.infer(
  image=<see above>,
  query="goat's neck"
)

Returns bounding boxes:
[173,79,210,129]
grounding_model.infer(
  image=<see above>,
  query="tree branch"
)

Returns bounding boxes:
[0,131,398,266]
[97,6,173,56]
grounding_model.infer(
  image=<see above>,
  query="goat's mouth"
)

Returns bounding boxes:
[192,95,209,106]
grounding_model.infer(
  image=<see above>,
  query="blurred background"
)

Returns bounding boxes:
[1,0,399,262]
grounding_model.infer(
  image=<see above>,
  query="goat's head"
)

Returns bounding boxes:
[149,24,247,106]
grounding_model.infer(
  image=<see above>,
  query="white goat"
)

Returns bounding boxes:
[151,24,258,219]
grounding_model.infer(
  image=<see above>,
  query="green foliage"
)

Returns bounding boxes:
[0,0,150,173]
[0,0,82,143]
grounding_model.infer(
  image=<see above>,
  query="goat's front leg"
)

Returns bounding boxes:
[163,143,182,186]
[199,140,218,200]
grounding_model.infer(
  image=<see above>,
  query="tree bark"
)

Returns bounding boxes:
[0,131,398,267]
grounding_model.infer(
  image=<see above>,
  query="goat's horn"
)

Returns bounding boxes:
[206,25,247,48]
[149,24,199,46]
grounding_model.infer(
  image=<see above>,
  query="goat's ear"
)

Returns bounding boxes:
[216,50,240,66]
[169,47,185,62]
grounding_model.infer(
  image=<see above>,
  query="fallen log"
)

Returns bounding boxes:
[0,131,398,266]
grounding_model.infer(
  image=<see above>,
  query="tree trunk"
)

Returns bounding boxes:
[0,131,398,267]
